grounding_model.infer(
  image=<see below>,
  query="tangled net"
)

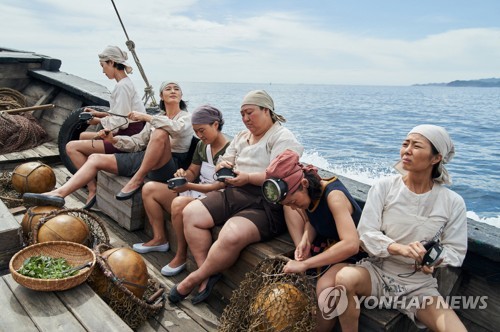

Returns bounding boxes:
[0,88,49,154]
[219,255,317,332]
[0,171,22,209]
[29,208,110,247]
[87,243,166,329]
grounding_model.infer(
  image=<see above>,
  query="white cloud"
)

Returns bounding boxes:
[2,0,499,87]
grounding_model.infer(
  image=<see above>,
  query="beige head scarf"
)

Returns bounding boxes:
[241,90,286,123]
[98,46,133,74]
[395,124,455,185]
[159,81,182,95]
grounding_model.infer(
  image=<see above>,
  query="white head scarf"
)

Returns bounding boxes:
[98,46,133,74]
[395,124,455,185]
[159,81,182,95]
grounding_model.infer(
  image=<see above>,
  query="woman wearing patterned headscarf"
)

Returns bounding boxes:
[324,125,467,332]
[133,105,230,278]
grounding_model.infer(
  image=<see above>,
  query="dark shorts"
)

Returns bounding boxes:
[103,122,146,154]
[115,151,176,183]
[200,185,287,240]
[172,151,190,170]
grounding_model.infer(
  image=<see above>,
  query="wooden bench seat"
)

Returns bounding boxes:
[96,171,145,231]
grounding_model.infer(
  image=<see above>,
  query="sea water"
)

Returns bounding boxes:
[147,82,499,227]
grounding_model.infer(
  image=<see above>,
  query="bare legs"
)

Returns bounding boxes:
[416,297,467,332]
[176,200,261,295]
[168,195,196,268]
[141,181,177,247]
[45,153,118,202]
[66,136,106,204]
[120,129,172,194]
[66,137,105,171]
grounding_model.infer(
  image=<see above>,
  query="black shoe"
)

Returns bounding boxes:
[191,273,222,305]
[82,195,96,210]
[23,193,65,207]
[115,185,142,201]
[168,284,189,304]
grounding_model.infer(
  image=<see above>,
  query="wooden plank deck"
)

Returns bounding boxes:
[2,162,217,331]
[0,274,132,332]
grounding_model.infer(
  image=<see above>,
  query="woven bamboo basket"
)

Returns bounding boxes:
[30,208,110,247]
[9,241,96,291]
[87,243,166,329]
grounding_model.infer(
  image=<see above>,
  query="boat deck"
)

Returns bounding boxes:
[0,161,219,331]
[1,274,132,332]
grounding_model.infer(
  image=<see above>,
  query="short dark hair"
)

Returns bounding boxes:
[159,99,188,111]
[430,143,441,179]
[106,60,125,71]
[297,171,322,202]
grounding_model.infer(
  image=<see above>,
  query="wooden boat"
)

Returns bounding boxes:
[0,47,499,331]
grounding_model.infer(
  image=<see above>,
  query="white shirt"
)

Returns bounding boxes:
[358,175,467,267]
[101,77,146,132]
[219,122,304,173]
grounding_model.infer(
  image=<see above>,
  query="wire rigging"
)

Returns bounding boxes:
[110,0,157,107]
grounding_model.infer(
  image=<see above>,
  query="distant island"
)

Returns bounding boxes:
[413,77,500,87]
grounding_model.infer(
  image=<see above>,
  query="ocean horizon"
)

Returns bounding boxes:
[96,79,500,228]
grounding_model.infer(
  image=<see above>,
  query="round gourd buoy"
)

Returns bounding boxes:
[250,283,308,331]
[21,205,61,237]
[37,213,90,245]
[97,248,149,298]
[11,161,56,194]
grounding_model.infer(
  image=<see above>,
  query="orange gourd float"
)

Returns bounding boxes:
[21,205,61,238]
[11,161,56,194]
[37,213,90,245]
[94,247,149,299]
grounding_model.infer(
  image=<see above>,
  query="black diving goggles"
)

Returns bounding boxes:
[262,178,289,204]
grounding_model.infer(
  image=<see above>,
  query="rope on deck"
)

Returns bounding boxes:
[0,88,49,154]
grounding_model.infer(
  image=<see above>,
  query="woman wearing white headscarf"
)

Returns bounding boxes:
[65,46,146,187]
[317,125,467,332]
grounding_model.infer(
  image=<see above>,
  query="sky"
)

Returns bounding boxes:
[1,0,500,88]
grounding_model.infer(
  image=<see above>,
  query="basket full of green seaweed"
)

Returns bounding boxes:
[9,241,95,291]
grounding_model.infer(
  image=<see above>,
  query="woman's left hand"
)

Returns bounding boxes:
[420,258,443,275]
[283,260,308,274]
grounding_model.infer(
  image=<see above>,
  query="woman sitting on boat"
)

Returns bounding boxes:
[66,45,146,166]
[168,90,303,305]
[325,125,467,332]
[23,81,193,210]
[132,105,230,278]
[261,149,362,325]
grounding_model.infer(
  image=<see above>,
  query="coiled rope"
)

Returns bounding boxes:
[0,88,49,154]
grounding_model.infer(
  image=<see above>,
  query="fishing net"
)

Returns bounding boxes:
[87,243,166,329]
[219,255,317,332]
[0,88,49,154]
[0,171,22,209]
